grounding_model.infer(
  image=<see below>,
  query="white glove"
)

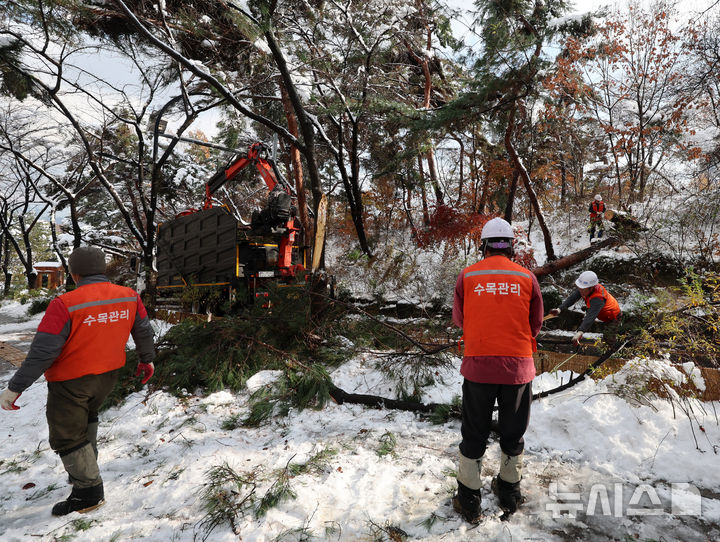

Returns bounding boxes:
[572,331,584,346]
[0,389,21,410]
[550,308,561,316]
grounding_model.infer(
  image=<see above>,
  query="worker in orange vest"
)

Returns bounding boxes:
[452,217,544,521]
[0,247,155,516]
[588,194,605,241]
[549,270,622,345]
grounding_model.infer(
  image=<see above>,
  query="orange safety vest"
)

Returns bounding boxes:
[589,200,605,220]
[462,256,536,357]
[44,283,140,382]
[584,284,621,322]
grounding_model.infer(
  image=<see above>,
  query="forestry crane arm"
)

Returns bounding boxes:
[203,142,294,210]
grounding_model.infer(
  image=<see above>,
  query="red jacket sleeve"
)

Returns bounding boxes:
[37,297,71,334]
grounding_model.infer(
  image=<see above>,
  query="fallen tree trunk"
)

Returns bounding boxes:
[531,236,622,278]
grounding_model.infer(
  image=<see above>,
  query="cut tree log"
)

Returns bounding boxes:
[604,209,644,233]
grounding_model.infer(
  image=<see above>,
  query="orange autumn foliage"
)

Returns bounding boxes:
[414,205,487,250]
[414,207,536,268]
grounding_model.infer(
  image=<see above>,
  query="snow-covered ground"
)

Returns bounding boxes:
[1,301,719,541]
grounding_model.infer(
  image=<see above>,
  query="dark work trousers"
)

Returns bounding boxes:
[602,313,624,347]
[46,370,119,454]
[588,219,604,240]
[459,379,532,459]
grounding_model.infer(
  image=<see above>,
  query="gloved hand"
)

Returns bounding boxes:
[572,331,584,346]
[549,308,561,317]
[135,362,155,385]
[0,389,21,410]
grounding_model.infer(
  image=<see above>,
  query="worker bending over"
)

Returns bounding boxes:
[550,270,621,345]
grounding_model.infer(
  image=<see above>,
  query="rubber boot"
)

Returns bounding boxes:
[492,452,523,513]
[51,484,104,516]
[54,443,105,515]
[452,453,483,523]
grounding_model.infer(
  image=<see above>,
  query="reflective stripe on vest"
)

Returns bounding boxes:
[462,256,535,357]
[44,283,139,382]
[585,284,621,323]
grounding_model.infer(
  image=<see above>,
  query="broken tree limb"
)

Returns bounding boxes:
[329,385,440,413]
[533,337,632,400]
[531,236,623,278]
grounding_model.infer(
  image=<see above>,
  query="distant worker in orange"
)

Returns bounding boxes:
[588,194,605,241]
[451,217,544,522]
[549,270,622,345]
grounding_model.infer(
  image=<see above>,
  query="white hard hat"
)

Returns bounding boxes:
[575,270,599,288]
[481,217,514,240]
[594,194,602,201]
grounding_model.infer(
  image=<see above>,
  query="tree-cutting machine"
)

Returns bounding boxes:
[156,142,312,310]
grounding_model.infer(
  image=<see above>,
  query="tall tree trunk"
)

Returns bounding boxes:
[279,81,311,264]
[504,104,556,260]
[417,155,430,225]
[560,158,567,207]
[263,28,323,213]
[504,169,519,223]
[330,116,373,258]
[455,137,465,207]
[425,150,444,205]
[19,216,36,289]
[142,255,157,317]
[47,207,67,270]
[401,181,417,236]
[1,235,11,296]
[348,118,373,257]
[405,13,444,208]
[470,134,481,212]
[478,159,491,214]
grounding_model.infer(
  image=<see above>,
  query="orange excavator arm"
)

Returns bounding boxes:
[203,142,293,209]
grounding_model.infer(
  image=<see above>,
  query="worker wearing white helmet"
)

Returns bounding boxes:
[549,270,622,345]
[588,194,606,242]
[451,217,544,521]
